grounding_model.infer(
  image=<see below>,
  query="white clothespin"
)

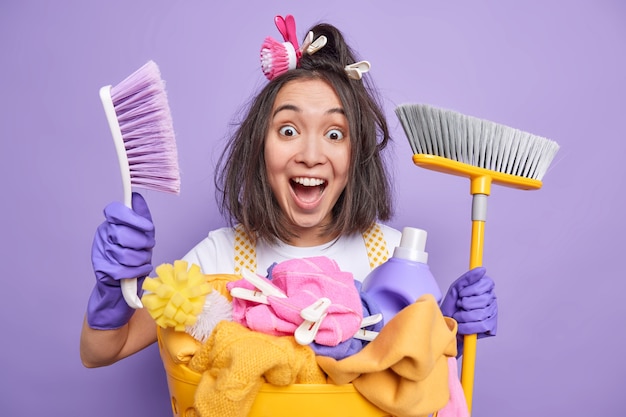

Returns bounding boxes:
[301,31,328,56]
[352,313,383,341]
[229,267,287,304]
[307,34,328,55]
[229,287,270,304]
[300,31,314,55]
[294,297,331,345]
[344,61,371,80]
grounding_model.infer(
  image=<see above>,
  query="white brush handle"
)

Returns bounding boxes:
[99,85,143,309]
[120,278,143,309]
[99,86,132,206]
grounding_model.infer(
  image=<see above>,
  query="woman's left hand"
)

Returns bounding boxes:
[440,267,497,338]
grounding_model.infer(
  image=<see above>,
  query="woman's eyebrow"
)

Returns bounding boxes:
[272,105,346,118]
[272,104,300,118]
[326,107,345,116]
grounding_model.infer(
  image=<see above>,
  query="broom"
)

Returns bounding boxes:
[99,60,180,309]
[395,103,559,414]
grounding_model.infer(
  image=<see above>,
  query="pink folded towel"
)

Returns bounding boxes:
[437,357,469,417]
[227,256,363,346]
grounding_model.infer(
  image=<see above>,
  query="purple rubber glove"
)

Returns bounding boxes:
[311,281,384,359]
[87,192,155,330]
[440,267,497,339]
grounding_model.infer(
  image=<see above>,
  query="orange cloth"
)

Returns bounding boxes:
[188,320,327,417]
[316,294,458,417]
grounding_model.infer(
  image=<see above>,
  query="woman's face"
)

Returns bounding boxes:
[265,78,351,246]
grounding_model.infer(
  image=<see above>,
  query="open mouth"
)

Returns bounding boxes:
[290,177,327,204]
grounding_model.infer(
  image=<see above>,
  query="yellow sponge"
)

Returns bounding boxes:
[142,260,212,331]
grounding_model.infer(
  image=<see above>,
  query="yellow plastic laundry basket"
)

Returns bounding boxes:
[157,326,390,417]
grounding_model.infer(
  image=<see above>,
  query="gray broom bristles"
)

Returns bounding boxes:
[395,104,560,181]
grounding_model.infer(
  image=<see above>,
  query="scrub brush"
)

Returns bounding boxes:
[395,103,559,414]
[260,15,300,80]
[141,260,212,331]
[260,15,328,80]
[260,36,298,80]
[99,60,180,309]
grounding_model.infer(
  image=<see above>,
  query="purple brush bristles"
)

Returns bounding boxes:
[99,60,181,309]
[110,60,180,195]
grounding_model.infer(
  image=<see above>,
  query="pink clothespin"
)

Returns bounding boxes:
[274,15,300,52]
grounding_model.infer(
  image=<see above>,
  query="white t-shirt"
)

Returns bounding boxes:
[182,224,402,282]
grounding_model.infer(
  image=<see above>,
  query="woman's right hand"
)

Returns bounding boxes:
[87,192,155,330]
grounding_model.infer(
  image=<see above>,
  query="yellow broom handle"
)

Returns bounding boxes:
[410,157,505,415]
[460,217,485,414]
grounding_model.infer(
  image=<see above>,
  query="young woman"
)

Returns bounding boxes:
[80,20,496,368]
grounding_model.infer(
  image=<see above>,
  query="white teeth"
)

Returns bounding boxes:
[292,177,325,187]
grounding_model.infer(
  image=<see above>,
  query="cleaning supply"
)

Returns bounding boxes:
[260,15,328,81]
[260,14,301,80]
[362,227,441,324]
[395,102,559,414]
[99,60,180,308]
[141,260,212,331]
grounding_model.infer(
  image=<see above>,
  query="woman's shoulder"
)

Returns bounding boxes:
[377,223,402,248]
[189,226,237,249]
[207,226,237,241]
[181,226,237,274]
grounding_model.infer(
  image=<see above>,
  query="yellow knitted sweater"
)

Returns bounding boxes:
[188,320,327,417]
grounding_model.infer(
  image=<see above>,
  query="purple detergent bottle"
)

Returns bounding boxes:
[362,227,442,324]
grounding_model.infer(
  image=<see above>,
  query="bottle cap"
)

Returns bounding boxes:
[393,227,429,263]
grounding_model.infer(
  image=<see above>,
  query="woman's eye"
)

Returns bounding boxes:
[279,125,298,137]
[326,129,344,141]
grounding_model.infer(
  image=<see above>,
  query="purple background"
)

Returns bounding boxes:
[2,1,624,415]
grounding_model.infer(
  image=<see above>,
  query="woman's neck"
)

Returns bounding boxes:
[285,226,340,247]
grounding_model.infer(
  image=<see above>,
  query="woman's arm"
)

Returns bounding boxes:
[82,192,157,367]
[80,308,157,368]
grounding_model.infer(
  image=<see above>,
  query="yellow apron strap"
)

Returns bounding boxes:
[234,223,389,273]
[234,224,257,274]
[362,223,389,269]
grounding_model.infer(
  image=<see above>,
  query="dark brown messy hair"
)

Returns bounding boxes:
[215,23,393,244]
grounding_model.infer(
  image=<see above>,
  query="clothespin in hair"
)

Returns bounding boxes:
[345,61,371,80]
[274,15,300,51]
[300,31,314,55]
[301,31,328,56]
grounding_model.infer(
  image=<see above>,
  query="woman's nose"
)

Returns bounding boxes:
[295,135,327,166]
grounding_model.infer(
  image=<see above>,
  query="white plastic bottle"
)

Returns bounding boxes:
[362,227,442,324]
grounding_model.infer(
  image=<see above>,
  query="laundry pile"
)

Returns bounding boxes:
[143,257,466,417]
